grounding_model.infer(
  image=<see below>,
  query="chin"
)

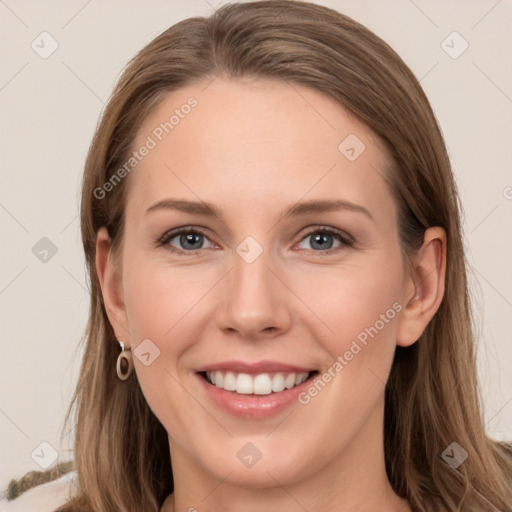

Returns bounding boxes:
[197,437,316,488]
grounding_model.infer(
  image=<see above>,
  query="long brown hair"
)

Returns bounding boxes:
[5,1,511,510]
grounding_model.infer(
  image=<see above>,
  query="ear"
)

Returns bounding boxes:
[396,227,447,347]
[95,227,131,346]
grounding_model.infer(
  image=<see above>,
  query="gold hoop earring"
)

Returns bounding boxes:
[116,341,133,381]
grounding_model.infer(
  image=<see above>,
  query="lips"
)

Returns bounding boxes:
[197,360,315,374]
[195,361,318,418]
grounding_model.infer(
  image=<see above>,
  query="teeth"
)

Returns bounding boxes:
[205,371,310,395]
[224,371,236,391]
[271,373,285,392]
[284,373,296,389]
[295,372,308,385]
[253,374,272,395]
[235,373,253,394]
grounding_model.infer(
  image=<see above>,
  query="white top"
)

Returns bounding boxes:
[0,471,77,512]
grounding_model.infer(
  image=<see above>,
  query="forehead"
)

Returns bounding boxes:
[126,78,394,222]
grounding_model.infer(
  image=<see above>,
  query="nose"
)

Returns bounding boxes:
[216,246,292,341]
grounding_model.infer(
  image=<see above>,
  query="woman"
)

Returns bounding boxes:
[3,1,511,511]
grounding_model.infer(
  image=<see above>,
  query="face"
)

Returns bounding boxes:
[102,78,417,489]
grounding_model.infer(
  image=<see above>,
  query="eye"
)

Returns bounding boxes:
[157,226,353,255]
[158,228,215,254]
[296,227,353,252]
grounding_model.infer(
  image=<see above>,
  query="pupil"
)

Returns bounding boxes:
[181,233,202,250]
[312,233,333,250]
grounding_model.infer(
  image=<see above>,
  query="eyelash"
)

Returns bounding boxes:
[156,226,354,256]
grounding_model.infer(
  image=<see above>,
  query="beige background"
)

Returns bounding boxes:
[1,0,511,490]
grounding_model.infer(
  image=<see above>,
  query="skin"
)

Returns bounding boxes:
[96,78,446,512]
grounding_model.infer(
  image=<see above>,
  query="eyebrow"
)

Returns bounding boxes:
[145,198,373,221]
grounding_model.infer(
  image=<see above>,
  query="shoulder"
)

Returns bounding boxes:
[0,471,77,512]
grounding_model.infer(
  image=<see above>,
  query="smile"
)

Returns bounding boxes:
[195,361,320,418]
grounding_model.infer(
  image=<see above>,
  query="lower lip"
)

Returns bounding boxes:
[196,373,313,419]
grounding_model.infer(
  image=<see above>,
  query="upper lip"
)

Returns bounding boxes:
[196,360,315,374]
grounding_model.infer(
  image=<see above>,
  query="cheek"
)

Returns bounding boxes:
[291,257,404,415]
[120,253,210,439]
[295,268,402,429]
[120,247,225,414]
[122,250,214,347]
[293,258,403,349]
